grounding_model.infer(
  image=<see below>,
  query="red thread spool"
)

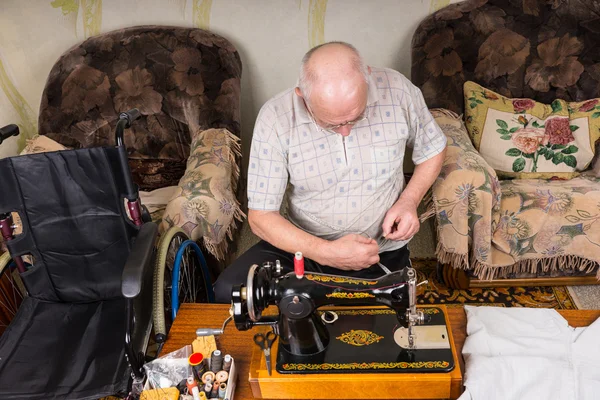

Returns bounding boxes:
[294,252,304,279]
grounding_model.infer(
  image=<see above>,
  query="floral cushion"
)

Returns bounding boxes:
[464,81,600,179]
[160,128,244,260]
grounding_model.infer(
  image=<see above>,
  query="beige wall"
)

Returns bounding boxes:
[0,0,457,160]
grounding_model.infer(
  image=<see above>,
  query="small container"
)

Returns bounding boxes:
[188,352,206,381]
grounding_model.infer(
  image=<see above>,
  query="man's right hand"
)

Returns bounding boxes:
[320,234,380,271]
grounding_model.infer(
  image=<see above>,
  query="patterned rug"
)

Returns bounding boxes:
[413,259,577,309]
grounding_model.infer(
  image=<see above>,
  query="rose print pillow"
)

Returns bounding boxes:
[463,81,600,179]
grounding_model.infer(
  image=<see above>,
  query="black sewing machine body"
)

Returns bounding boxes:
[231,262,455,374]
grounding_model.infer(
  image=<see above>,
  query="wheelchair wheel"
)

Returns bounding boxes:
[0,253,26,335]
[152,227,214,343]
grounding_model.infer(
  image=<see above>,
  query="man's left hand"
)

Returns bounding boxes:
[381,198,420,241]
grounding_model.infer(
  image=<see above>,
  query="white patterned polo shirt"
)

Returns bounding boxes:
[247,67,447,252]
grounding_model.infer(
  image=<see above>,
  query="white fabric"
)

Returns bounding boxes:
[139,186,179,214]
[458,305,600,400]
[247,67,447,252]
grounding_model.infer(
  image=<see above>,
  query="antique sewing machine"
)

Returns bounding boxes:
[230,253,462,399]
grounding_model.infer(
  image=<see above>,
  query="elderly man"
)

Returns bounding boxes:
[214,41,446,303]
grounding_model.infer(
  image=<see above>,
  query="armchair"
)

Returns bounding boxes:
[412,0,600,288]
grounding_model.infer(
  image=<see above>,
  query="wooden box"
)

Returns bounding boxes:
[248,305,462,399]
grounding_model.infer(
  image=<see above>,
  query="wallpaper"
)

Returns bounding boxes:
[0,0,460,158]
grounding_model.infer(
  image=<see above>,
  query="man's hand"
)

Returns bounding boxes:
[320,234,380,271]
[382,198,419,241]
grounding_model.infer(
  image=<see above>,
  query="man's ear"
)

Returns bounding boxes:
[294,87,303,98]
[368,66,372,75]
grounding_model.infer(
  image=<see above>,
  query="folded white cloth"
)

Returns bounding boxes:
[139,186,179,214]
[458,306,600,400]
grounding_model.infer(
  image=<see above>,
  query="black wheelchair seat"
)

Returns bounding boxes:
[0,296,129,399]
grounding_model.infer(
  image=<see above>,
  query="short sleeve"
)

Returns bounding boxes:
[247,105,289,211]
[407,84,447,165]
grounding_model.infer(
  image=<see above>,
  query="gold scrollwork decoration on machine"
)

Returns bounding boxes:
[325,292,375,299]
[318,307,441,316]
[281,361,451,371]
[305,274,378,285]
[336,330,384,346]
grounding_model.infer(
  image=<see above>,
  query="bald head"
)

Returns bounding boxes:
[296,42,370,135]
[298,42,368,106]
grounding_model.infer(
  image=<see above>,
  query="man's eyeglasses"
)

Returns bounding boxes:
[306,104,368,134]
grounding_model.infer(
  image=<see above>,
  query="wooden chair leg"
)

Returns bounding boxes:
[438,262,470,289]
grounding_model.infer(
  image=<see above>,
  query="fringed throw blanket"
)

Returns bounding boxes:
[424,110,600,280]
[161,127,245,260]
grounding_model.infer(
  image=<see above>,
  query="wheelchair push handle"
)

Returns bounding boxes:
[113,108,143,214]
[0,124,19,145]
[115,108,141,147]
[119,109,141,128]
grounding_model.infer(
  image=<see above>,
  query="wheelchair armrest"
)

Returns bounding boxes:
[122,222,158,299]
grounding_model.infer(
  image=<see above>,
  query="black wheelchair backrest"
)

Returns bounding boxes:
[0,147,138,302]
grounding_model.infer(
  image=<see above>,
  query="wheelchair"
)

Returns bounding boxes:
[0,110,213,399]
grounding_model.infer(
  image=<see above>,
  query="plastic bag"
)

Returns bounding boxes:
[143,345,193,389]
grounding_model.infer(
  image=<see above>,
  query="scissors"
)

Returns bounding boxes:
[253,331,277,375]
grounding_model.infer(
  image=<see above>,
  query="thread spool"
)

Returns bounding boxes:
[199,392,207,400]
[218,382,227,398]
[210,349,223,373]
[188,352,206,382]
[222,354,232,372]
[201,371,215,384]
[186,377,201,400]
[203,382,212,396]
[215,370,229,383]
[210,382,219,398]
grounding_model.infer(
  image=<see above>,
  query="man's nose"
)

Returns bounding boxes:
[337,125,352,137]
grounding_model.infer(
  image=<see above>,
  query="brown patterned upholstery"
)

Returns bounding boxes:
[39,25,242,191]
[412,0,600,115]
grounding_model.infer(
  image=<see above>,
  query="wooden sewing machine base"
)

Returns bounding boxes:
[249,305,462,399]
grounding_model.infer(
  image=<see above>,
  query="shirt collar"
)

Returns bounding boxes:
[293,71,379,126]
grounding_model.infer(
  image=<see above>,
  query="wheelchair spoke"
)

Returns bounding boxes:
[0,267,25,331]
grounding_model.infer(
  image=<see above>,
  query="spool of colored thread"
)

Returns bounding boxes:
[199,391,207,400]
[210,349,223,373]
[218,382,227,398]
[201,371,215,384]
[215,370,229,383]
[188,352,206,382]
[210,382,219,398]
[186,376,201,400]
[203,382,212,396]
[222,354,232,372]
[294,252,304,278]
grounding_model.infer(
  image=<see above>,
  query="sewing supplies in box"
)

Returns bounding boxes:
[142,345,237,400]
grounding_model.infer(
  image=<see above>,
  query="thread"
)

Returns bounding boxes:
[186,377,201,400]
[201,371,215,384]
[218,382,227,398]
[203,382,212,396]
[210,349,223,373]
[199,392,207,400]
[210,382,219,398]
[215,370,229,383]
[222,354,232,372]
